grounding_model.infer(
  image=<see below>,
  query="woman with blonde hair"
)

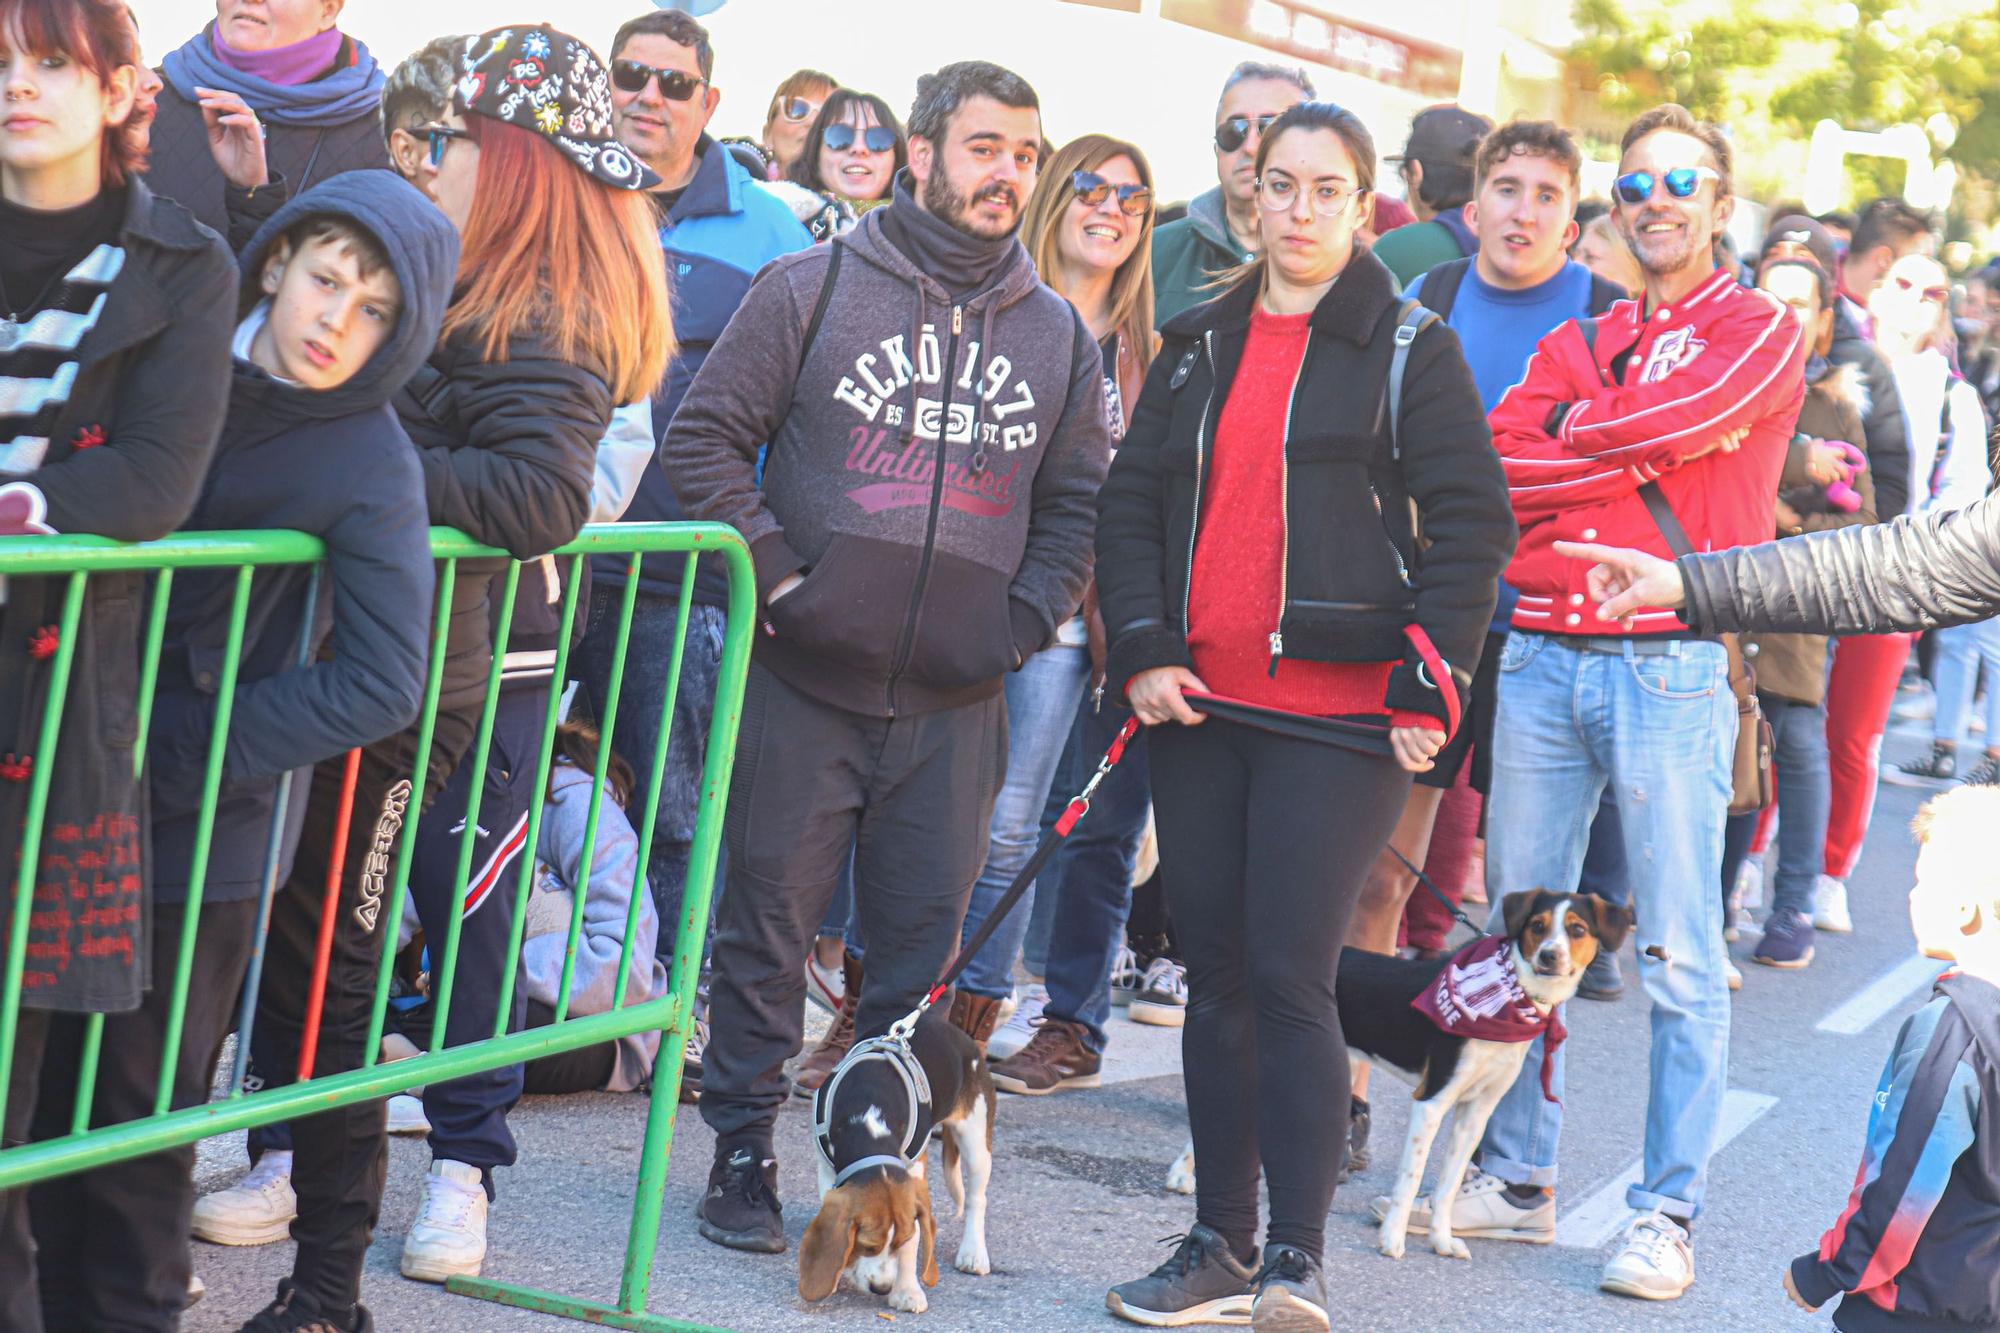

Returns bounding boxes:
[950,135,1165,1093]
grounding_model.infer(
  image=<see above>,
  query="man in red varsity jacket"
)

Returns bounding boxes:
[1412,105,1805,1302]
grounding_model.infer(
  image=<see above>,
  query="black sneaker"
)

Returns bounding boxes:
[1752,908,1816,969]
[237,1280,374,1333]
[1251,1245,1328,1332]
[697,1144,785,1254]
[1106,1224,1258,1326]
[1961,752,2000,786]
[1885,742,1958,788]
[1577,947,1624,1001]
[1337,1096,1370,1182]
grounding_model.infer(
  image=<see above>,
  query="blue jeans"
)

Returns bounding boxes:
[1040,698,1151,1049]
[1721,694,1827,920]
[1478,633,1734,1222]
[953,646,1092,1000]
[1933,616,2000,751]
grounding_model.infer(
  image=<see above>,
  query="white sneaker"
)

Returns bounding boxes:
[400,1159,489,1283]
[185,1273,204,1308]
[1369,1165,1555,1242]
[1723,958,1743,992]
[1108,946,1143,1007]
[988,983,1048,1060]
[1725,860,1761,941]
[387,1093,432,1135]
[804,953,845,1014]
[1813,875,1853,934]
[191,1150,296,1246]
[1600,1210,1694,1300]
[1130,957,1189,1027]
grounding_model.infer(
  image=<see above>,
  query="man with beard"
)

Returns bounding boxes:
[1416,104,1805,1302]
[659,59,1110,1254]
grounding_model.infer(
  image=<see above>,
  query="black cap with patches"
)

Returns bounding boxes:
[1760,214,1839,278]
[454,24,659,191]
[1387,105,1492,169]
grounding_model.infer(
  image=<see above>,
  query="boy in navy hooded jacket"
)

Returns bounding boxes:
[18,170,456,1332]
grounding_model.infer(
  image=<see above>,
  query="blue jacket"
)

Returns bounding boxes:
[596,136,811,604]
[150,171,458,901]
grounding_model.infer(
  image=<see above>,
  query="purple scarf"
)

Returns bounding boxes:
[208,24,343,87]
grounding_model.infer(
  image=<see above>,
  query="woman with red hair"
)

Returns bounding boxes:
[210,24,671,1327]
[0,0,234,1325]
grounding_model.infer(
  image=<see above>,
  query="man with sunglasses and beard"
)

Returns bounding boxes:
[1422,104,1804,1303]
[661,60,1110,1256]
[1149,60,1311,325]
[578,9,810,1015]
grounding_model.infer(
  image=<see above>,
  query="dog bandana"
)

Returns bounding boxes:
[1410,935,1566,1102]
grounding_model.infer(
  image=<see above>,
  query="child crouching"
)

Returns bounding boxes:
[1784,784,2000,1330]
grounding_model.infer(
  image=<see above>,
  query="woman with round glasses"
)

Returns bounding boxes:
[789,88,905,217]
[757,67,834,181]
[1098,102,1511,1330]
[944,135,1160,1071]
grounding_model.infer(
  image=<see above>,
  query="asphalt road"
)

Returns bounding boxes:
[184,718,1953,1333]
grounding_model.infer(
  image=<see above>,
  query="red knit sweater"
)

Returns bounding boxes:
[1185,308,1435,729]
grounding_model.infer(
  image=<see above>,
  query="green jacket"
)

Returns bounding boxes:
[1371,215,1475,290]
[1150,187,1255,327]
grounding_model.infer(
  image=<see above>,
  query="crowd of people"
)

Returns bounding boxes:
[0,1,1997,1331]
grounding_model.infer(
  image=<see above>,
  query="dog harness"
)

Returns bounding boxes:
[811,1024,936,1187]
[1411,934,1567,1102]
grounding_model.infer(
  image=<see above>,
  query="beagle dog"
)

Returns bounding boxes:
[798,1009,996,1314]
[1160,890,1630,1269]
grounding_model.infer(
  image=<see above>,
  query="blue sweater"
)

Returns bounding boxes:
[1408,260,1597,633]
[599,136,812,605]
[150,172,457,901]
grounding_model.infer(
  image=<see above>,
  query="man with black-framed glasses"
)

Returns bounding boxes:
[1149,60,1311,325]
[576,8,810,1060]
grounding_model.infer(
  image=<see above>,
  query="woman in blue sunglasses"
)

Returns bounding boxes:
[788,88,907,221]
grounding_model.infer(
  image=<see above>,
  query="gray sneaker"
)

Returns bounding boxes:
[1250,1245,1328,1332]
[1106,1225,1257,1327]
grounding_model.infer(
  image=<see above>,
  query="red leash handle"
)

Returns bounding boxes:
[1403,624,1462,743]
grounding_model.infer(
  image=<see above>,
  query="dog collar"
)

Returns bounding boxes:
[811,1032,935,1182]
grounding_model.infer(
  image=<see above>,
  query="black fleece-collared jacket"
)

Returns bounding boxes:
[1094,247,1516,725]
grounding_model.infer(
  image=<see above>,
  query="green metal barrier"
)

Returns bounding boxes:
[0,521,754,1332]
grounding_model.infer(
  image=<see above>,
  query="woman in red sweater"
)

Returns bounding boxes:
[1097,104,1514,1330]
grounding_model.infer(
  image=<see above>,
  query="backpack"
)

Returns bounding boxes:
[1414,256,1627,323]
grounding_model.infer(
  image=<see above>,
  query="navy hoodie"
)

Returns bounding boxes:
[150,171,458,901]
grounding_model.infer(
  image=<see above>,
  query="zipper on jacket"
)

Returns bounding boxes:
[1369,483,1415,588]
[1180,330,1218,636]
[1268,332,1311,677]
[884,302,962,715]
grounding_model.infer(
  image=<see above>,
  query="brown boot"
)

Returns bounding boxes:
[947,990,1005,1048]
[988,1016,1101,1095]
[792,953,862,1096]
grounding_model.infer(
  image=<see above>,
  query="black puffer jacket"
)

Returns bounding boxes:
[1095,249,1516,723]
[1683,489,2000,638]
[396,328,611,715]
[1831,300,1912,519]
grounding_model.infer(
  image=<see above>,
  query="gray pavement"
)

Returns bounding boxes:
[184,717,1952,1332]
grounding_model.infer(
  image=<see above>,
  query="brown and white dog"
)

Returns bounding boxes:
[1162,891,1629,1265]
[798,1011,996,1314]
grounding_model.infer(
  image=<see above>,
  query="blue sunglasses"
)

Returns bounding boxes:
[1614,166,1720,205]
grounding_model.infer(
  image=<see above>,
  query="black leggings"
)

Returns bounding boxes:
[1150,716,1411,1261]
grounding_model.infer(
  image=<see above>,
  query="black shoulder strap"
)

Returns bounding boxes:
[797,240,844,374]
[1416,257,1470,322]
[1638,481,1695,559]
[1585,273,1628,317]
[1386,298,1439,462]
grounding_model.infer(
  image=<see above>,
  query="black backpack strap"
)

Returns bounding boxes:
[1386,298,1439,462]
[797,239,844,374]
[1638,481,1695,559]
[1415,257,1470,322]
[1585,273,1629,317]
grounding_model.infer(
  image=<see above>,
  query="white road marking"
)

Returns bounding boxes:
[1554,1089,1779,1249]
[1815,955,1947,1036]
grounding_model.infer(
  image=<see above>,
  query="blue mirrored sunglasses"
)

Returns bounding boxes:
[1614,166,1720,205]
[424,125,472,168]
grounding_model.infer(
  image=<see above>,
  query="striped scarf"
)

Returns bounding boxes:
[0,243,125,474]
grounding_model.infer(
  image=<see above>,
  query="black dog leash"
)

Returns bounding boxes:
[1386,843,1489,940]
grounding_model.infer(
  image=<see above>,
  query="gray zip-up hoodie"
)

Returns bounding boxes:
[660,186,1111,717]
